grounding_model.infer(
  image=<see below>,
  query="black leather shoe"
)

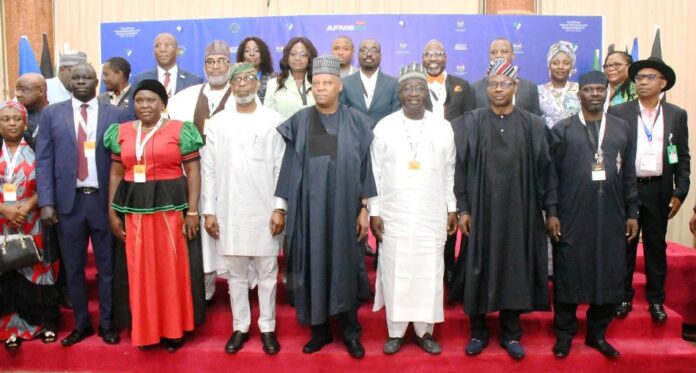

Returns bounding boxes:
[164,337,184,352]
[465,338,488,356]
[585,338,620,358]
[225,331,249,353]
[61,326,95,347]
[614,301,632,319]
[649,304,668,323]
[261,332,280,355]
[414,333,442,355]
[344,339,365,359]
[98,326,120,345]
[500,339,525,360]
[383,337,404,355]
[552,339,571,358]
[302,335,333,354]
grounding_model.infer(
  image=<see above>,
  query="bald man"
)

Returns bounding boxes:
[471,38,541,116]
[16,72,49,138]
[132,32,203,98]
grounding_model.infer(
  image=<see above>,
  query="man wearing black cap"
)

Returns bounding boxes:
[275,55,376,359]
[547,71,639,358]
[608,57,690,323]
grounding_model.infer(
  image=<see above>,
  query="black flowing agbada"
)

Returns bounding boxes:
[275,105,376,326]
[549,113,638,304]
[453,107,554,315]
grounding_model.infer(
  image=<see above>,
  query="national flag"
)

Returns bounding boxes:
[18,36,40,76]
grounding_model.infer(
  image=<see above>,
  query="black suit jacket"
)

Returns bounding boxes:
[471,76,542,117]
[425,74,475,121]
[339,70,400,126]
[608,100,690,208]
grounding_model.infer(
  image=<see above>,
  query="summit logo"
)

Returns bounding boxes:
[326,20,367,32]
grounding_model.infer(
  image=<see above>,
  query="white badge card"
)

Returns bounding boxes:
[2,183,17,202]
[133,164,146,183]
[592,163,606,181]
[640,151,659,172]
[84,141,96,158]
[203,119,210,136]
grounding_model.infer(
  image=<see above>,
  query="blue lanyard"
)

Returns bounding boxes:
[639,105,662,142]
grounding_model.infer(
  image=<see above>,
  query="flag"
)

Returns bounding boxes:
[40,32,54,78]
[593,49,601,71]
[651,27,662,59]
[607,44,615,55]
[18,36,40,76]
[630,37,639,61]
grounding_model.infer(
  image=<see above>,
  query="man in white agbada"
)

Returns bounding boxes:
[202,62,286,355]
[168,40,235,301]
[369,63,457,355]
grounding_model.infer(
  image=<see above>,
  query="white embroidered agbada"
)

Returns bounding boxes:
[201,105,286,257]
[369,110,456,323]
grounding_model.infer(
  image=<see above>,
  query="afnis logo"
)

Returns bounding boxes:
[326,20,367,31]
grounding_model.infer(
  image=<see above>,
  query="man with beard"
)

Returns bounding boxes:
[167,39,235,308]
[275,55,376,359]
[98,57,132,109]
[331,36,357,78]
[202,63,285,355]
[454,58,553,360]
[420,39,474,287]
[547,70,639,358]
[370,63,457,355]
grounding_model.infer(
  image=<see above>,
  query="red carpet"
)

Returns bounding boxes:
[2,240,695,372]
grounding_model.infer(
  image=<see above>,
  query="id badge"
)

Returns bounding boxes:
[667,145,678,165]
[2,183,17,202]
[203,119,210,135]
[84,141,96,158]
[408,161,421,170]
[640,152,658,172]
[592,163,606,181]
[133,164,146,183]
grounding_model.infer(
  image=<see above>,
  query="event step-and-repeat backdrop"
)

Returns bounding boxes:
[101,14,601,85]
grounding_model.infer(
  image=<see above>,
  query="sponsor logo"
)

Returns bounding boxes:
[396,42,410,55]
[513,43,523,54]
[326,20,367,31]
[456,64,466,73]
[229,23,240,33]
[230,46,239,54]
[455,20,466,32]
[113,27,140,38]
[276,46,284,54]
[177,46,186,56]
[454,43,467,51]
[560,20,589,32]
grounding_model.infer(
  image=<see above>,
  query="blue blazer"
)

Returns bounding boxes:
[36,100,128,215]
[340,70,400,127]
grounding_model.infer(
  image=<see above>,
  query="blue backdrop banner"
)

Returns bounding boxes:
[101,14,601,85]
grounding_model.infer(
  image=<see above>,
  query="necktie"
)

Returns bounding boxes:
[77,103,89,181]
[163,72,171,97]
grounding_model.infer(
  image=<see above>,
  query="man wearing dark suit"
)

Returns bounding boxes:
[36,63,128,346]
[340,38,400,127]
[471,38,541,116]
[98,56,132,109]
[608,57,690,323]
[421,39,475,286]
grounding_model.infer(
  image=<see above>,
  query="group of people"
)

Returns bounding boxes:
[0,31,690,365]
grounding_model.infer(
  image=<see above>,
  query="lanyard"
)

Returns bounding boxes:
[135,118,164,163]
[77,116,93,140]
[639,105,662,142]
[403,115,425,161]
[578,110,606,162]
[298,79,308,106]
[2,141,25,182]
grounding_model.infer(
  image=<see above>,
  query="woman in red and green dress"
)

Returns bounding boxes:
[0,101,60,350]
[104,80,203,350]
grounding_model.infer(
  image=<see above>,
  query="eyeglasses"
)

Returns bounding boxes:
[358,47,380,55]
[635,73,664,82]
[289,52,308,59]
[486,80,516,89]
[602,63,626,71]
[422,51,446,58]
[580,86,607,94]
[205,58,230,67]
[231,75,257,85]
[399,86,427,94]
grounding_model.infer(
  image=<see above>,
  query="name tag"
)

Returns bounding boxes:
[133,164,146,183]
[203,119,210,135]
[2,183,17,202]
[592,163,606,181]
[640,152,658,172]
[84,141,96,158]
[667,145,678,165]
[408,161,421,170]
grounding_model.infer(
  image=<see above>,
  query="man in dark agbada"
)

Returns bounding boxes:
[547,70,639,359]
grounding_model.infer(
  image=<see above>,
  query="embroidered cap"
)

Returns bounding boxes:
[312,55,341,76]
[398,62,427,84]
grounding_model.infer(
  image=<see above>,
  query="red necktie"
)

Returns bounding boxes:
[77,103,89,181]
[163,72,172,96]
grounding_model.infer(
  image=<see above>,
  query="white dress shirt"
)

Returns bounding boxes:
[72,97,99,188]
[360,68,379,110]
[157,65,179,96]
[635,101,664,177]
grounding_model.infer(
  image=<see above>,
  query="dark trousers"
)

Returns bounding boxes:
[56,192,114,331]
[444,233,456,283]
[469,310,521,341]
[311,307,361,342]
[625,181,669,304]
[554,301,615,342]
